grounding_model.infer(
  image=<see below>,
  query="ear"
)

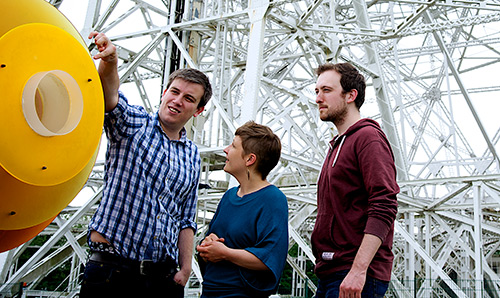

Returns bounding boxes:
[245,153,257,166]
[193,106,205,117]
[346,89,358,104]
[160,89,168,104]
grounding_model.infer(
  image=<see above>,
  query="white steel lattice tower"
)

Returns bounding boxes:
[1,0,500,297]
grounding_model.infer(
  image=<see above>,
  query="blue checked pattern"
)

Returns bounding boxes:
[89,93,200,263]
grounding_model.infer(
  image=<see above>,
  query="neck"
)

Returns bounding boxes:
[160,121,182,140]
[335,109,361,135]
[237,175,270,197]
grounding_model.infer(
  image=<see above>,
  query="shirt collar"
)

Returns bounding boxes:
[154,112,188,144]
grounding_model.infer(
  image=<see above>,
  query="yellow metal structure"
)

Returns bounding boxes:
[0,0,103,252]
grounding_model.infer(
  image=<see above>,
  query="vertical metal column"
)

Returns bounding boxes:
[240,0,269,124]
[351,0,408,181]
[473,182,484,297]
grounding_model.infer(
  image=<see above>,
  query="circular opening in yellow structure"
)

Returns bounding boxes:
[22,70,83,136]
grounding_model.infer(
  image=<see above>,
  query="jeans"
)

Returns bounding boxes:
[201,289,270,298]
[315,270,389,298]
[79,259,184,298]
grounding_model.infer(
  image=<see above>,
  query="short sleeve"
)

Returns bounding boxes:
[240,188,289,292]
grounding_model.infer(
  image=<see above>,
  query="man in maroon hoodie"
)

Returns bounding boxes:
[311,62,399,298]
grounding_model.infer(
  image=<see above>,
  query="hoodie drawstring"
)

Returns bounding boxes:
[332,135,346,168]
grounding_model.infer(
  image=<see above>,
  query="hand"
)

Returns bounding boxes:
[173,268,190,287]
[88,31,117,63]
[339,269,366,298]
[196,238,228,263]
[199,233,225,246]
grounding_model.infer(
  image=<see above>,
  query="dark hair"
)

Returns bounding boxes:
[315,63,366,109]
[166,68,213,108]
[235,121,281,180]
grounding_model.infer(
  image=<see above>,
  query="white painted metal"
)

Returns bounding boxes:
[1,0,500,297]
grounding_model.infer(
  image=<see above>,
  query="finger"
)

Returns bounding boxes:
[94,35,108,50]
[173,276,182,286]
[177,278,187,287]
[88,31,98,39]
[339,288,346,298]
[90,33,107,49]
[92,50,109,60]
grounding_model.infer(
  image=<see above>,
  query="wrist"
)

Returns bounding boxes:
[350,262,368,275]
[179,266,191,273]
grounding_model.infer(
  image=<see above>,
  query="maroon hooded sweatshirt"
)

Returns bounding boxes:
[311,118,399,282]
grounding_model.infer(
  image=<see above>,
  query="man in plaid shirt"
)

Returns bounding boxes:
[79,32,212,298]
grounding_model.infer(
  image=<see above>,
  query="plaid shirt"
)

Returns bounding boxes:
[89,93,200,263]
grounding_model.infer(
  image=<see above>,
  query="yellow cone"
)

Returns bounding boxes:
[0,0,103,252]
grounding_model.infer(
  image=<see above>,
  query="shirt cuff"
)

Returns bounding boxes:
[105,91,128,119]
[364,217,391,242]
[179,219,197,232]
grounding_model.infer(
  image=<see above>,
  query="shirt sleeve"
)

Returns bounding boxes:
[104,92,150,143]
[177,147,201,232]
[359,136,399,242]
[240,188,289,293]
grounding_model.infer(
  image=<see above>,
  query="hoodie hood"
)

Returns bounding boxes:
[343,118,383,138]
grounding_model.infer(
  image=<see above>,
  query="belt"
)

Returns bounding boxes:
[89,251,177,277]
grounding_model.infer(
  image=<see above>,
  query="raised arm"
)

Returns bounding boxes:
[88,31,119,112]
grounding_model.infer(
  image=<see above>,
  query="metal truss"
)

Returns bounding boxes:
[1,0,500,297]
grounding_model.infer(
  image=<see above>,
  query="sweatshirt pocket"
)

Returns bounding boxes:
[312,212,339,260]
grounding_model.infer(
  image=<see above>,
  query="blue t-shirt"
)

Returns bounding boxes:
[201,185,289,297]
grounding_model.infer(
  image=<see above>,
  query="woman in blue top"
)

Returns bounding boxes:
[196,121,289,297]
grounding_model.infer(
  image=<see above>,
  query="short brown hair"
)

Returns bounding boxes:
[235,121,281,180]
[316,63,366,109]
[166,68,213,108]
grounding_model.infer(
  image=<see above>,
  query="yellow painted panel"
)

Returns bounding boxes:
[0,216,56,253]
[0,0,85,46]
[0,23,104,186]
[0,148,98,230]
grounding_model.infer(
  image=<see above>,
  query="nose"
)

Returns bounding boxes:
[171,94,183,105]
[223,145,230,154]
[315,92,322,104]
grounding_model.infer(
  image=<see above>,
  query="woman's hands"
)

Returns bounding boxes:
[196,233,227,263]
[196,233,268,271]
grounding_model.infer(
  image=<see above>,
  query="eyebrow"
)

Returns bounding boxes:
[170,87,199,102]
[315,85,332,91]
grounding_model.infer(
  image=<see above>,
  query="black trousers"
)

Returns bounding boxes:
[79,252,184,298]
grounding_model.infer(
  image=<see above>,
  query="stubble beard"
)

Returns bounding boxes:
[320,101,348,128]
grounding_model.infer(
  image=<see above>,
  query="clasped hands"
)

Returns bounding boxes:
[196,233,228,263]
